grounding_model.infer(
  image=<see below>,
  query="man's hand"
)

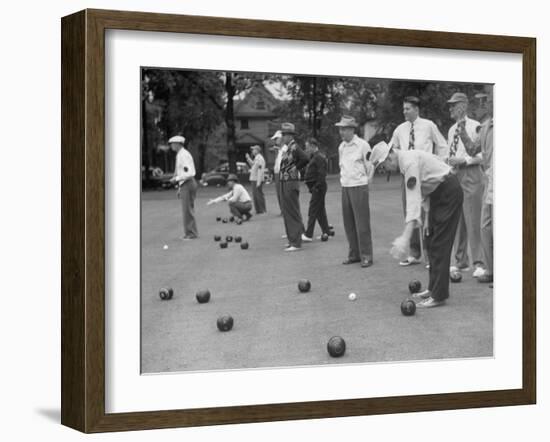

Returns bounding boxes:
[448,156,466,167]
[390,235,409,261]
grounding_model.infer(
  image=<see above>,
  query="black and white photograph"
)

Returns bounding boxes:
[140,69,494,374]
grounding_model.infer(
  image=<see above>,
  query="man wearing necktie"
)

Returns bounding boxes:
[389,96,448,267]
[446,92,484,277]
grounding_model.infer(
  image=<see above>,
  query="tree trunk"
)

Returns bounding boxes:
[141,72,151,187]
[225,73,237,174]
[312,77,318,138]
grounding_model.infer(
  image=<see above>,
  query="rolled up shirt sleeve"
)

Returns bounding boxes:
[403,163,422,225]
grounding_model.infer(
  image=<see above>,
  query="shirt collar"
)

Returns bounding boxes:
[342,134,359,147]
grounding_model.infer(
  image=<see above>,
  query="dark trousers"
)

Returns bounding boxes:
[274,174,283,214]
[280,180,304,247]
[427,174,464,301]
[305,181,330,238]
[180,178,198,237]
[341,185,373,261]
[229,200,252,219]
[252,182,266,214]
[401,179,424,259]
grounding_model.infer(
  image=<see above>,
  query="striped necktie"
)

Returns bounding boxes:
[408,122,415,150]
[449,123,462,157]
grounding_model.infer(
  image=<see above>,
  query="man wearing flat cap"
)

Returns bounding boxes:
[389,96,449,267]
[370,142,463,308]
[169,135,198,239]
[206,174,253,222]
[246,145,267,214]
[446,92,485,278]
[336,116,374,267]
[279,122,309,251]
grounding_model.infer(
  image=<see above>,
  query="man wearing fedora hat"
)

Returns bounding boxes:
[370,142,463,308]
[169,135,198,239]
[279,122,309,251]
[336,115,374,267]
[446,92,485,278]
[246,145,267,214]
[206,174,253,222]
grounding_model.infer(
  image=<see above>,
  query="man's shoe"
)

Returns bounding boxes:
[473,266,486,278]
[301,234,313,242]
[478,274,493,283]
[284,246,301,252]
[412,289,431,301]
[361,259,373,268]
[399,256,422,266]
[416,297,446,308]
[181,235,197,240]
[342,258,360,265]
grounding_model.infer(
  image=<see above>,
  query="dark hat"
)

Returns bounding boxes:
[227,174,239,183]
[281,122,296,134]
[447,92,469,104]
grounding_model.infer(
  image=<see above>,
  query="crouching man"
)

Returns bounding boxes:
[370,142,464,308]
[206,174,253,222]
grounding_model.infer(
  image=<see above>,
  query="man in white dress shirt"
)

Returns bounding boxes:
[246,145,266,214]
[271,130,287,215]
[169,135,198,239]
[337,116,374,268]
[389,96,448,267]
[446,92,484,276]
[206,174,253,222]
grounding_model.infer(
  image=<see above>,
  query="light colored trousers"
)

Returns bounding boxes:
[480,173,493,274]
[452,165,484,268]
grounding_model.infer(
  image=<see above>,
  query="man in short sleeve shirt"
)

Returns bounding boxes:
[370,142,463,308]
[337,116,374,268]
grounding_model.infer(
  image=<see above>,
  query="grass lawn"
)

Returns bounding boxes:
[141,174,493,374]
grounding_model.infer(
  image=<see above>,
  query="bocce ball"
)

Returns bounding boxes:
[450,271,463,283]
[235,236,242,243]
[236,218,243,225]
[220,242,228,249]
[327,336,346,357]
[217,315,234,332]
[222,218,228,223]
[298,279,311,293]
[321,233,329,242]
[216,216,222,222]
[401,299,417,316]
[195,289,211,304]
[240,242,249,250]
[229,216,235,223]
[214,235,221,242]
[328,230,335,237]
[226,235,233,242]
[348,293,357,301]
[408,279,422,294]
[159,287,174,301]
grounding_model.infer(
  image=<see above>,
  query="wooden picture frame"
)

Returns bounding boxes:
[61,8,536,433]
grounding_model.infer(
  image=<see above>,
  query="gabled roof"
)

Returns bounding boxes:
[234,82,280,118]
[236,131,266,145]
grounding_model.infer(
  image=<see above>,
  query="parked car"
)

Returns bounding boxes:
[200,162,250,187]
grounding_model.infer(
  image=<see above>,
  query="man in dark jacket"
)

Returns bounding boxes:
[302,138,331,241]
[279,122,310,251]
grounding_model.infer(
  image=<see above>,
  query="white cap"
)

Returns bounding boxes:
[168,135,186,144]
[370,141,391,168]
[270,130,282,140]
